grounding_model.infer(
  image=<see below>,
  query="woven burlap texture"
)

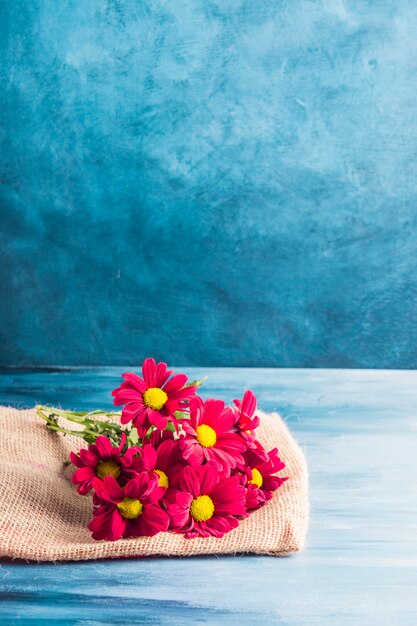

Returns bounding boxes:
[0,406,308,562]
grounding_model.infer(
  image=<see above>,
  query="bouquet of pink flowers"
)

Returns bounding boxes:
[37,358,288,541]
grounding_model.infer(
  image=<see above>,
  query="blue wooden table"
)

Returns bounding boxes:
[1,368,416,625]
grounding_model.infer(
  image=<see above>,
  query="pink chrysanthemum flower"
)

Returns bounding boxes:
[180,398,246,474]
[70,434,141,495]
[243,446,288,510]
[167,462,246,538]
[89,474,169,540]
[233,390,260,431]
[233,390,268,461]
[112,358,197,435]
[137,441,185,491]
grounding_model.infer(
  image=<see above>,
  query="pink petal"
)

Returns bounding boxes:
[141,444,157,471]
[120,402,145,424]
[217,434,246,452]
[89,508,115,540]
[241,390,256,416]
[69,451,83,468]
[207,515,239,536]
[117,432,127,453]
[72,466,96,484]
[210,447,240,473]
[147,409,168,430]
[155,439,175,470]
[204,515,234,537]
[179,466,200,497]
[202,399,225,427]
[142,358,157,387]
[131,504,169,536]
[102,475,124,502]
[162,374,188,394]
[181,422,197,436]
[79,449,99,467]
[121,372,147,393]
[198,461,219,495]
[109,508,126,540]
[124,473,155,499]
[189,521,211,538]
[155,362,172,388]
[208,406,235,433]
[263,475,288,491]
[210,478,246,516]
[167,491,193,528]
[181,439,205,467]
[167,386,197,401]
[143,485,166,504]
[95,436,113,458]
[113,387,142,404]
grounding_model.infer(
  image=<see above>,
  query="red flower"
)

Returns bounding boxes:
[137,441,185,491]
[70,434,140,495]
[233,390,268,461]
[112,358,197,435]
[243,446,288,510]
[89,474,169,540]
[167,462,246,538]
[180,398,246,474]
[233,390,260,431]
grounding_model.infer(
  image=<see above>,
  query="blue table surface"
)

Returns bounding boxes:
[1,367,416,625]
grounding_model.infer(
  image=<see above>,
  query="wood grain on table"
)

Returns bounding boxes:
[0,368,416,625]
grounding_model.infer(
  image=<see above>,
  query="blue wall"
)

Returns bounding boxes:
[1,1,417,368]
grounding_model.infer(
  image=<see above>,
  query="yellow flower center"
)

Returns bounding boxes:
[117,497,143,519]
[96,459,121,480]
[143,387,168,410]
[155,469,169,489]
[249,468,263,488]
[196,424,217,448]
[190,495,215,522]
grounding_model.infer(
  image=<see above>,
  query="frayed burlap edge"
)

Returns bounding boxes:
[0,406,308,562]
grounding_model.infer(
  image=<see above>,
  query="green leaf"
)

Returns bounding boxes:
[185,376,208,388]
[144,425,156,439]
[129,427,139,445]
[174,410,189,420]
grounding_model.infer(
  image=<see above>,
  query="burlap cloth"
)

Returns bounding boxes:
[0,406,308,562]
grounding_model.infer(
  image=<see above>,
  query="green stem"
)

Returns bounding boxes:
[36,405,121,422]
[36,405,124,443]
[36,406,87,439]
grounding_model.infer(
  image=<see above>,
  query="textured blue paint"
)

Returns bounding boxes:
[1,2,417,367]
[1,367,417,625]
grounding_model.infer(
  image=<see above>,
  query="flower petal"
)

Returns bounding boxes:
[147,409,168,430]
[72,466,95,484]
[181,439,205,467]
[96,475,123,503]
[130,504,169,536]
[69,451,83,468]
[167,491,193,528]
[155,362,172,388]
[79,449,99,467]
[142,358,157,387]
[179,466,200,498]
[141,444,157,471]
[143,485,166,504]
[95,436,113,458]
[162,374,188,394]
[121,372,147,393]
[198,461,219,495]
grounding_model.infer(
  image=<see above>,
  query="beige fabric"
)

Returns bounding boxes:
[0,406,308,562]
